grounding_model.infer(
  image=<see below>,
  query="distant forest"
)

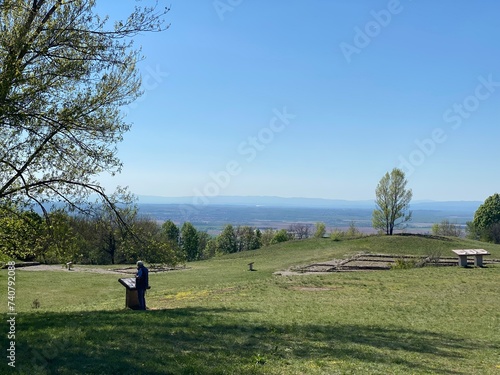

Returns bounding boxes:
[0,202,479,266]
[137,203,477,234]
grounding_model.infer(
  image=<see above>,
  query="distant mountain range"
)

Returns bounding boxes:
[137,195,482,212]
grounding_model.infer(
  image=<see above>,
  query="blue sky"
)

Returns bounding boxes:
[98,0,500,202]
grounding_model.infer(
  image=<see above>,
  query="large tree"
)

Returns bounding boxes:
[0,204,45,260]
[372,168,412,235]
[0,0,168,215]
[471,193,500,243]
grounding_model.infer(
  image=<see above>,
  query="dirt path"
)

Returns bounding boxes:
[16,264,185,274]
[17,264,133,275]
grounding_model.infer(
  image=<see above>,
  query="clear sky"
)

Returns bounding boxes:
[98,0,500,202]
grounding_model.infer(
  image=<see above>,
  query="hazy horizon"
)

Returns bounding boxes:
[136,194,483,208]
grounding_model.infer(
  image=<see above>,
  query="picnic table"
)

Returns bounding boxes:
[451,249,490,267]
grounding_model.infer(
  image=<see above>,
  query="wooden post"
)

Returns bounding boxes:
[248,262,254,271]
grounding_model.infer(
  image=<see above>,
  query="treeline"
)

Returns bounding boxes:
[12,194,500,266]
[0,204,318,265]
[0,204,178,265]
[430,194,500,244]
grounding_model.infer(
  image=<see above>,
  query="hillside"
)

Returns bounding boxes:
[10,234,500,311]
[5,234,500,375]
[169,234,500,280]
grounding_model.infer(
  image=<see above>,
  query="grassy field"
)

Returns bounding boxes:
[1,235,500,374]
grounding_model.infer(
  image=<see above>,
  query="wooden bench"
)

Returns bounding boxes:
[452,249,490,267]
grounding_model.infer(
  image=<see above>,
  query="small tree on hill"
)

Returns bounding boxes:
[372,168,412,235]
[431,219,463,237]
[236,226,261,251]
[181,222,200,261]
[162,220,180,245]
[314,222,326,238]
[216,224,237,254]
[260,229,275,247]
[197,231,211,260]
[271,229,290,244]
[289,223,311,239]
[346,221,362,238]
[203,238,217,259]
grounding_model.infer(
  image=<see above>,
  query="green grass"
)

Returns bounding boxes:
[1,235,500,374]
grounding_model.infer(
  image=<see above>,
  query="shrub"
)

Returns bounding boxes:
[391,257,418,269]
[271,229,290,244]
[346,221,362,238]
[431,219,463,237]
[314,222,326,238]
[330,222,363,241]
[330,229,344,241]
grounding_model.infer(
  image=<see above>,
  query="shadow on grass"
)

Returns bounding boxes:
[12,307,495,375]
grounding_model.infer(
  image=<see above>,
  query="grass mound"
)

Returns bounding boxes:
[2,234,500,374]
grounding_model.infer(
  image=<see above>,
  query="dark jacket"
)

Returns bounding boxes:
[136,266,149,290]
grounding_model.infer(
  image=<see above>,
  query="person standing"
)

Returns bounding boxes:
[135,261,149,310]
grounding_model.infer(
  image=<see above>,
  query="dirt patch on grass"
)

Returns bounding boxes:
[17,264,131,274]
[16,264,186,274]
